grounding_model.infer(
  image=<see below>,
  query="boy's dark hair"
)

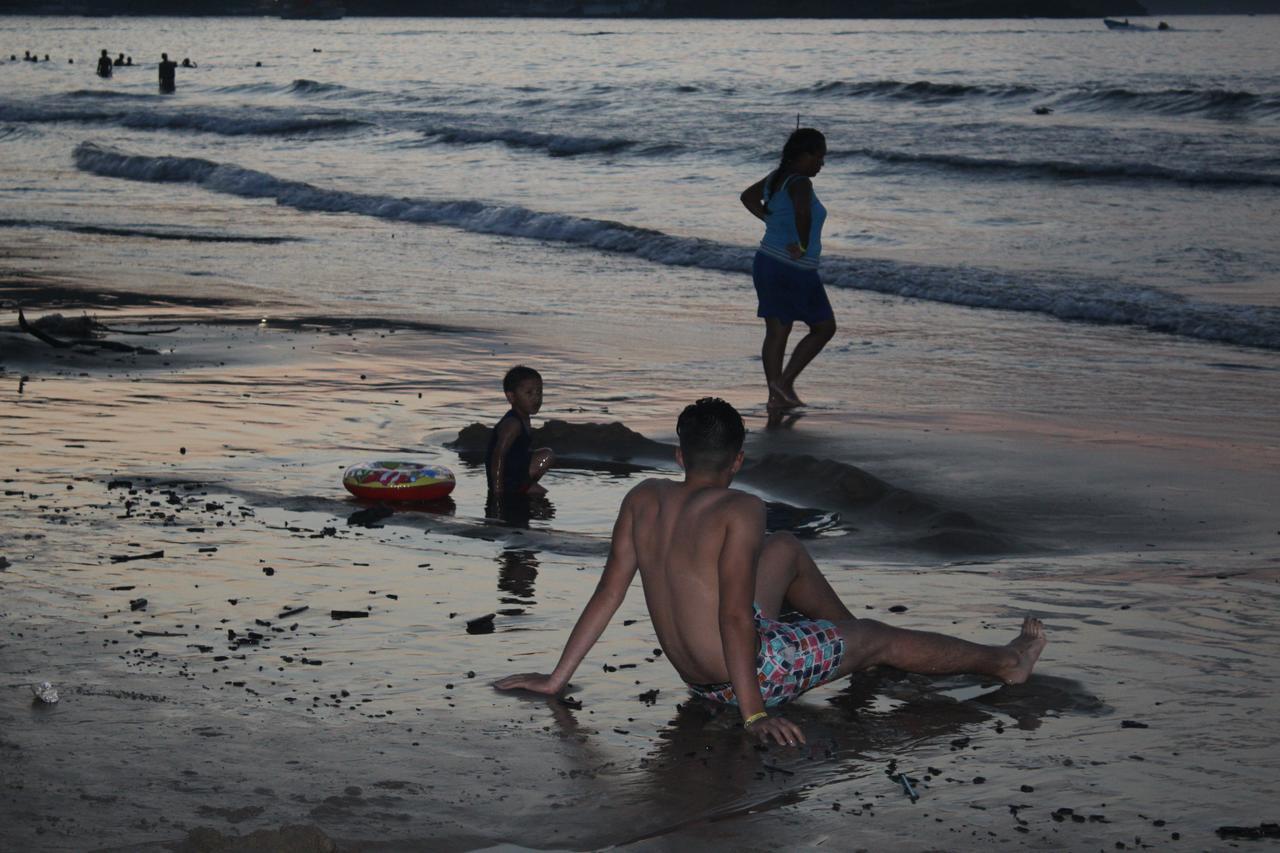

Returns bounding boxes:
[676,397,745,472]
[503,365,541,394]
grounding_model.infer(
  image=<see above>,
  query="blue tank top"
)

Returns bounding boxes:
[759,171,826,270]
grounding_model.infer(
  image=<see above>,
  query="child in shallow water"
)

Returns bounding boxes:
[485,365,554,497]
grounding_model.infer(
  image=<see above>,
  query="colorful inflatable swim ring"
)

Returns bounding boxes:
[343,461,456,503]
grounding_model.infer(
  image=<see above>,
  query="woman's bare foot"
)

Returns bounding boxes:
[769,381,804,408]
[996,617,1047,685]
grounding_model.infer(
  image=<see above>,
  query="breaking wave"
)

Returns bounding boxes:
[1051,86,1280,120]
[0,102,369,137]
[797,79,1280,121]
[848,147,1280,188]
[73,142,1280,351]
[798,79,1039,101]
[416,124,663,157]
[288,78,352,96]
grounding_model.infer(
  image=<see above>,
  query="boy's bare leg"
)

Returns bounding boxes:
[754,532,854,622]
[833,616,1047,686]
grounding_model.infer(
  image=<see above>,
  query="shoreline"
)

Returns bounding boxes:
[11,272,1272,566]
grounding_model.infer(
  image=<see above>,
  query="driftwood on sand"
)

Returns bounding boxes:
[17,309,162,355]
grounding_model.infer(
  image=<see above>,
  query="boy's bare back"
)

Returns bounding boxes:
[624,478,766,686]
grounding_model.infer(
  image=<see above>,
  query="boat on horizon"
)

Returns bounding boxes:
[1103,18,1163,31]
[278,0,344,20]
[1103,18,1171,31]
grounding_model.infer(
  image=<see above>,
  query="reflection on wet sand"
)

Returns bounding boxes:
[523,668,1105,845]
[486,492,556,528]
[345,496,457,529]
[497,548,540,607]
[765,407,805,431]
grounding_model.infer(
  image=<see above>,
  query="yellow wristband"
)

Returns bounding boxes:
[743,711,769,729]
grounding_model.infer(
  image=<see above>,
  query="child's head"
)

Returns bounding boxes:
[677,397,745,473]
[503,365,543,416]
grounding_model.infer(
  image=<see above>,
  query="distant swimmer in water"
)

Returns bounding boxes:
[126,56,133,66]
[96,49,112,79]
[181,57,196,68]
[158,52,177,94]
[740,127,835,410]
[113,52,124,67]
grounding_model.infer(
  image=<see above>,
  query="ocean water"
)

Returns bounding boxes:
[3,14,1279,506]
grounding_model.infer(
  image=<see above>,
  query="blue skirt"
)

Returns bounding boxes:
[752,251,834,325]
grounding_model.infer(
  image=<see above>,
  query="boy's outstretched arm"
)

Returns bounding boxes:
[717,496,806,747]
[493,491,640,695]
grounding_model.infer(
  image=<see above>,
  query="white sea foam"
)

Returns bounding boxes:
[798,79,1280,121]
[73,142,1280,351]
[418,125,643,156]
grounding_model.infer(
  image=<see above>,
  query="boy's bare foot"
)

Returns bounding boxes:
[525,483,548,496]
[996,617,1047,685]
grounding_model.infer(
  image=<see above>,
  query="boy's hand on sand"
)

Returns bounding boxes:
[492,673,561,695]
[749,716,806,747]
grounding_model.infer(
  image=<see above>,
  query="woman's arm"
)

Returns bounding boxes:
[740,177,769,222]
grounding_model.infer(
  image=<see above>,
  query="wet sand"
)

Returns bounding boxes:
[3,272,1279,851]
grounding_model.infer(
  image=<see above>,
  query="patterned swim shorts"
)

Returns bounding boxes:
[687,604,845,707]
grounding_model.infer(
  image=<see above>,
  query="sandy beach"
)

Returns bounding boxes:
[3,253,1279,851]
[3,13,1280,848]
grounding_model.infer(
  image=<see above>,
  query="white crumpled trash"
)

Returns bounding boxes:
[31,681,59,704]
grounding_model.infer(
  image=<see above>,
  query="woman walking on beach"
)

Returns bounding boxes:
[740,128,835,409]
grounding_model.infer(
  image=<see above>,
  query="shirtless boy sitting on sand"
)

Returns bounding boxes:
[494,398,1047,746]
